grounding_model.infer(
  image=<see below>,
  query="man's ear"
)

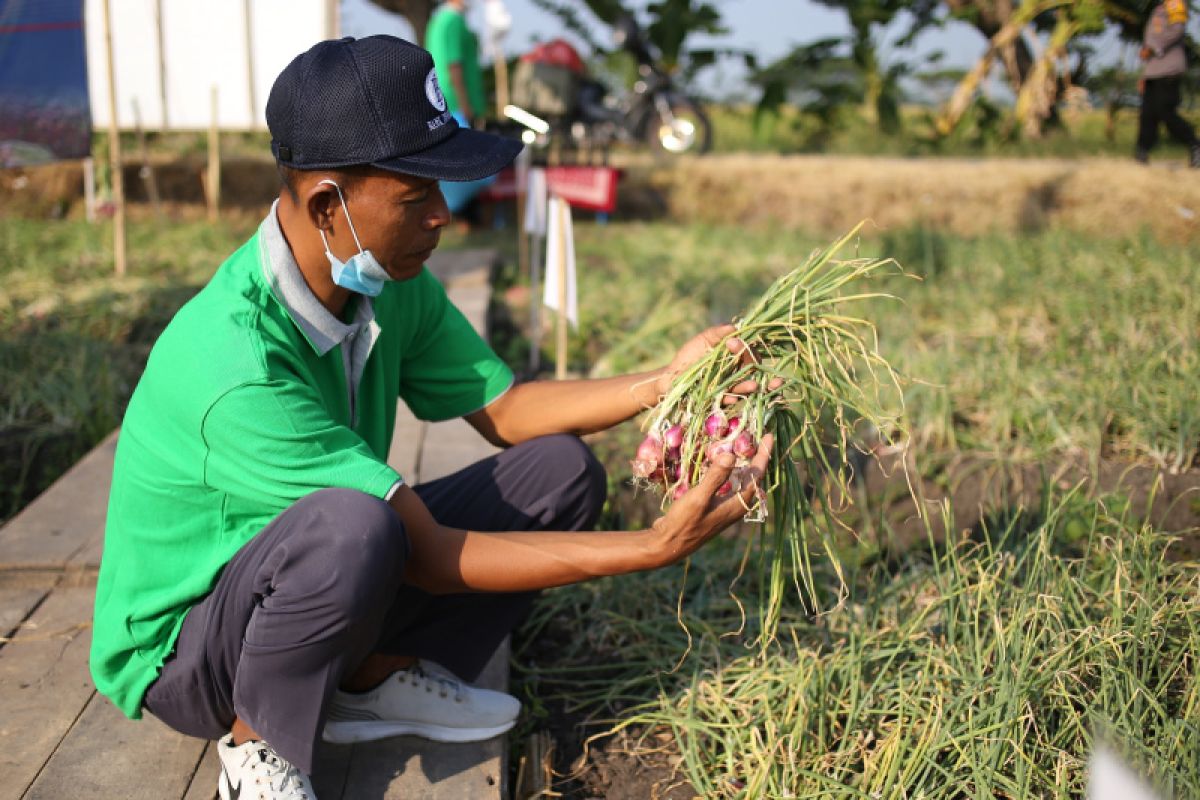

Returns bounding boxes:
[305,179,340,233]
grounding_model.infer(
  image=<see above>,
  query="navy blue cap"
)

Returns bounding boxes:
[266,35,522,182]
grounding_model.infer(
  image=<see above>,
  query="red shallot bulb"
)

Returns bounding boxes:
[732,431,756,459]
[662,423,684,450]
[703,412,728,439]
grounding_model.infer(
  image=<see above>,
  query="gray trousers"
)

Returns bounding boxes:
[143,434,606,775]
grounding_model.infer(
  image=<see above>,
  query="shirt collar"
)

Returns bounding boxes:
[258,199,375,356]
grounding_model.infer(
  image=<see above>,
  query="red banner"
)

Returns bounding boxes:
[480,165,621,214]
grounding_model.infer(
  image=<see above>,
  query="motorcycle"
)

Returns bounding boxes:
[506,14,713,158]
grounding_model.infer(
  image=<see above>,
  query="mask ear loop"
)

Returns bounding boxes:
[317,179,367,254]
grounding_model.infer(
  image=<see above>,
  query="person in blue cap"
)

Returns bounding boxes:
[88,35,773,799]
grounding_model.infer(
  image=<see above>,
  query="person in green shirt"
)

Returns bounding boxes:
[425,0,497,215]
[90,36,772,800]
[425,0,487,125]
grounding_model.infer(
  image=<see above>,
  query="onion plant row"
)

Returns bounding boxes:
[516,497,1199,798]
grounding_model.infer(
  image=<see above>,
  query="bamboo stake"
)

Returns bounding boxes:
[206,85,220,223]
[102,0,126,277]
[554,196,568,380]
[243,0,258,128]
[83,157,96,223]
[325,0,339,39]
[494,52,510,116]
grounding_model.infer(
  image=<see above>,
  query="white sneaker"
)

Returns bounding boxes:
[323,659,520,745]
[216,733,316,800]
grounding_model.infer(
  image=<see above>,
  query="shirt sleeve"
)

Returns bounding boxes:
[202,379,401,507]
[398,272,514,423]
[441,12,468,65]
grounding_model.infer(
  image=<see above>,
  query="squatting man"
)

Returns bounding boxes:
[90,35,775,800]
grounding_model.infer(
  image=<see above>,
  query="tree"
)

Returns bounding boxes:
[934,0,1149,139]
[810,0,940,129]
[368,0,437,46]
[528,0,730,84]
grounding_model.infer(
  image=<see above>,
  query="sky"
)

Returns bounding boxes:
[342,0,1197,99]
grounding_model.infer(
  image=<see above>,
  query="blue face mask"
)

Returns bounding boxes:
[317,179,391,297]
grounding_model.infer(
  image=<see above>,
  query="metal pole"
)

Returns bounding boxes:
[102,0,127,277]
[554,198,568,380]
[515,147,529,281]
[528,230,541,375]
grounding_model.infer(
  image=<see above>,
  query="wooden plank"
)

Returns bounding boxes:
[25,692,206,799]
[0,587,50,641]
[387,402,425,485]
[419,418,502,484]
[427,249,497,290]
[313,641,510,799]
[448,285,492,337]
[0,431,118,570]
[338,733,504,800]
[0,588,96,800]
[181,742,219,800]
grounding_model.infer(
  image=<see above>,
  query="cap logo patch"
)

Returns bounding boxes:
[425,69,447,112]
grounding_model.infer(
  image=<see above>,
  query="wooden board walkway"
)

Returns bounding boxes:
[0,250,509,800]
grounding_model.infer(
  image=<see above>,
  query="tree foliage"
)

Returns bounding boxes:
[527,0,731,80]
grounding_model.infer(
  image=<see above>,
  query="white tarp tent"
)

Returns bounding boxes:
[85,0,335,130]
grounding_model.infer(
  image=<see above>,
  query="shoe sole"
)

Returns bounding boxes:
[323,717,517,745]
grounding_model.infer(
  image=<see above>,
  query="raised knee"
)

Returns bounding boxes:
[299,488,409,577]
[539,434,607,528]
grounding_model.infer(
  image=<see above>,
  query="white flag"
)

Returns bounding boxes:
[524,167,547,236]
[543,195,578,328]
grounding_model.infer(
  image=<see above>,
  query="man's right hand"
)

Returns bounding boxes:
[646,434,774,566]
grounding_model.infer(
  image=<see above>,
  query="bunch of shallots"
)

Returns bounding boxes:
[631,223,905,635]
[633,410,764,512]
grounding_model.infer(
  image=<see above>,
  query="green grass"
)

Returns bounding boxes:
[0,214,257,522]
[551,222,1199,471]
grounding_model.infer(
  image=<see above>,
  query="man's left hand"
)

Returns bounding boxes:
[654,324,784,405]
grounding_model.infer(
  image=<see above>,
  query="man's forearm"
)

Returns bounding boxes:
[388,484,665,592]
[386,435,770,594]
[467,369,667,446]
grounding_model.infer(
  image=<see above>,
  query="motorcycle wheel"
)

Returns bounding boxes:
[646,95,712,156]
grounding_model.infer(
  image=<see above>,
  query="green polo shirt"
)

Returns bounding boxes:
[90,210,513,719]
[425,5,487,118]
